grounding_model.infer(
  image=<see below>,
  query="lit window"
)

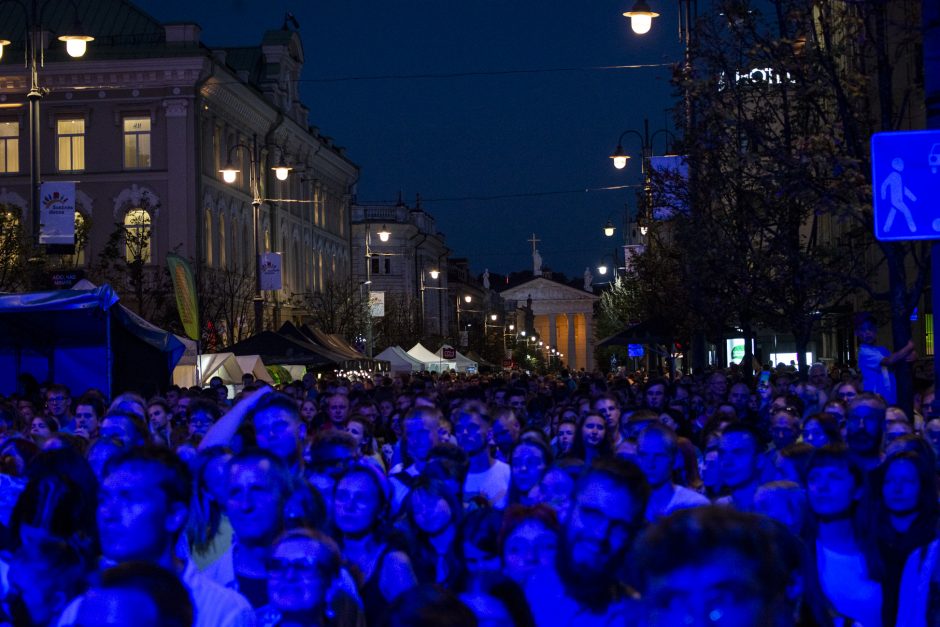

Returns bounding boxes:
[0,122,19,173]
[123,117,151,169]
[73,212,88,266]
[123,208,152,263]
[57,118,85,172]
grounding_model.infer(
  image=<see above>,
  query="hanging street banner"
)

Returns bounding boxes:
[39,181,76,245]
[260,252,282,291]
[370,290,385,317]
[166,254,200,341]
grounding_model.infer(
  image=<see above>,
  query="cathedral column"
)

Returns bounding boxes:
[566,313,576,370]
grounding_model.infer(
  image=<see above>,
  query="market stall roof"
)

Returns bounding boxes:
[435,345,478,373]
[375,346,426,373]
[408,343,455,372]
[0,284,184,398]
[223,331,337,367]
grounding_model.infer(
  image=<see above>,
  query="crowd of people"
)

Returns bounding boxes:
[0,357,938,626]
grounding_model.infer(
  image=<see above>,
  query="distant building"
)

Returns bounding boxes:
[0,0,357,341]
[351,196,450,339]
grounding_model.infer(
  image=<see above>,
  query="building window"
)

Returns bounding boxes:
[73,212,88,266]
[0,121,19,173]
[124,208,152,263]
[123,117,151,169]
[384,258,391,274]
[205,210,213,266]
[57,118,85,172]
[370,257,379,274]
[927,313,934,357]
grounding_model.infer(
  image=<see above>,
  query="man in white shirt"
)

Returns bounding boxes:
[637,424,709,521]
[455,402,511,509]
[60,446,255,627]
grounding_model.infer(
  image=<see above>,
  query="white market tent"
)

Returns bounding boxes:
[235,355,275,384]
[435,344,478,373]
[408,342,455,372]
[173,352,244,388]
[375,346,426,373]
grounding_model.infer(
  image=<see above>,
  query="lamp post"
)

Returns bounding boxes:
[0,0,93,247]
[609,118,676,232]
[362,223,391,358]
[456,294,472,345]
[420,268,446,337]
[220,139,291,333]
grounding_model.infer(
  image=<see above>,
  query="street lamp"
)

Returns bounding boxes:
[603,220,616,237]
[377,225,391,242]
[363,223,396,357]
[0,0,93,246]
[420,268,447,336]
[623,0,660,35]
[610,118,675,237]
[220,140,290,333]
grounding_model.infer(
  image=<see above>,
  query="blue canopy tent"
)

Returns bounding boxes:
[0,284,185,399]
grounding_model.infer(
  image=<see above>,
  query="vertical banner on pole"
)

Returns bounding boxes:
[259,253,282,291]
[166,253,200,341]
[39,181,76,245]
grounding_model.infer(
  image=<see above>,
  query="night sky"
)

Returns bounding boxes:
[135,1,683,279]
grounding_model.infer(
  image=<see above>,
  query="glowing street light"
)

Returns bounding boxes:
[623,0,659,35]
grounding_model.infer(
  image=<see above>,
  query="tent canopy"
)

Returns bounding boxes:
[0,284,185,398]
[375,346,425,373]
[408,343,455,372]
[173,352,244,388]
[235,355,274,384]
[435,344,478,373]
[224,331,338,367]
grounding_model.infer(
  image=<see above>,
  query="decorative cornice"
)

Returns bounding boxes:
[113,184,161,220]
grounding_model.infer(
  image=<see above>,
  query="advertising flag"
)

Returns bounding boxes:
[166,253,200,340]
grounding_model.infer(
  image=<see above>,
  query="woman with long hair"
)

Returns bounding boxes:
[400,476,463,587]
[863,449,939,626]
[332,463,416,626]
[566,412,613,464]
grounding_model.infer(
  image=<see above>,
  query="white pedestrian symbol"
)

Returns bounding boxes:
[880,157,917,233]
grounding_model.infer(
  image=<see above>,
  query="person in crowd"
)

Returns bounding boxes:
[770,406,801,451]
[455,404,511,509]
[552,414,577,459]
[568,412,614,465]
[636,423,709,521]
[855,313,915,405]
[643,379,669,413]
[507,390,528,425]
[383,584,476,627]
[326,393,351,431]
[99,409,149,449]
[401,476,463,587]
[593,394,624,448]
[332,462,416,626]
[458,507,504,595]
[57,446,255,626]
[44,384,73,432]
[805,444,882,626]
[632,506,789,626]
[524,458,648,625]
[498,504,558,588]
[846,393,888,472]
[29,415,59,447]
[71,561,195,626]
[802,411,843,448]
[753,480,808,535]
[187,398,223,443]
[3,535,89,627]
[716,423,766,511]
[491,408,521,463]
[257,528,347,627]
[389,406,443,511]
[147,398,173,447]
[864,449,939,626]
[508,437,552,506]
[73,394,104,441]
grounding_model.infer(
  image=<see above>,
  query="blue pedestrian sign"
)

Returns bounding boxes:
[871,130,940,241]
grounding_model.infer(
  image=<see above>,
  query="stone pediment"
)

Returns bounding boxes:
[501,277,597,303]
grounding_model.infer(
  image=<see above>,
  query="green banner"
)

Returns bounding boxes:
[166,254,200,340]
